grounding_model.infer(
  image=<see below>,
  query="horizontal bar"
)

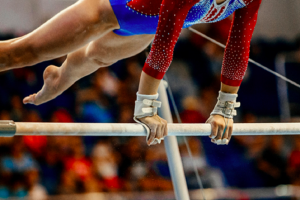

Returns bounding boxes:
[1,122,298,136]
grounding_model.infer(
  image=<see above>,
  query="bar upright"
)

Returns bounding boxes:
[158,81,190,200]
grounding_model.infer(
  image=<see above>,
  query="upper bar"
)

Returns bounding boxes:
[0,122,298,136]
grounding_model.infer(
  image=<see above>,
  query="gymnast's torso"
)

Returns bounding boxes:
[110,0,246,36]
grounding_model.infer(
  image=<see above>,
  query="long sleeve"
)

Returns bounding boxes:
[142,0,199,79]
[221,0,262,86]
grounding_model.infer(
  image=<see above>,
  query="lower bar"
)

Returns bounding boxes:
[9,122,300,136]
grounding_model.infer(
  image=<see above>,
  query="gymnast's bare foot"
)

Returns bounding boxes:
[23,65,62,105]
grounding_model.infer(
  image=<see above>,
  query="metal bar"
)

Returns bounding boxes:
[0,121,16,137]
[0,122,298,136]
[157,80,190,200]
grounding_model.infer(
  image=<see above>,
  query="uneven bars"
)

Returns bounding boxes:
[0,121,300,137]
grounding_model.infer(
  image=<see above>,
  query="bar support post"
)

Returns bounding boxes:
[158,80,190,200]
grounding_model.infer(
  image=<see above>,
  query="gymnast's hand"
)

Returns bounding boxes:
[206,114,233,145]
[138,115,168,146]
[206,83,239,145]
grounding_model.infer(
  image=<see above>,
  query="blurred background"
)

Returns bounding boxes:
[0,0,300,199]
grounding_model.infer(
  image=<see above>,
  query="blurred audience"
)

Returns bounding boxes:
[0,25,299,198]
[180,137,226,189]
[92,141,122,191]
[288,136,300,185]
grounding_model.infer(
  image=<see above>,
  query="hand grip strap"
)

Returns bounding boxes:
[210,91,240,119]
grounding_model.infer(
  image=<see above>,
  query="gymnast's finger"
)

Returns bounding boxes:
[156,122,163,141]
[147,126,157,146]
[213,123,225,145]
[227,122,234,143]
[163,119,168,137]
[208,119,218,139]
[221,122,229,145]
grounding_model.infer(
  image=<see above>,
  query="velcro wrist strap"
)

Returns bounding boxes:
[210,91,240,119]
[216,101,240,108]
[134,93,161,119]
[142,99,162,107]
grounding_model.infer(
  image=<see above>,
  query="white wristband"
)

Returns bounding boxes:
[134,93,161,119]
[210,91,240,119]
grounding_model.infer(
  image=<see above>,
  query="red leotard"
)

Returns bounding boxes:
[141,0,262,86]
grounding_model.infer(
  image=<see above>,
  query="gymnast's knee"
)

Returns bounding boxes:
[86,50,116,67]
[85,45,117,67]
[90,57,115,68]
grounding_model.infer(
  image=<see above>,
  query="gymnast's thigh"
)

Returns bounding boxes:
[86,31,154,63]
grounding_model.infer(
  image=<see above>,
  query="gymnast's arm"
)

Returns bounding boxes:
[206,0,262,145]
[135,0,199,145]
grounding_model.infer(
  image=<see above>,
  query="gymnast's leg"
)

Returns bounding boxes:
[23,31,154,105]
[0,0,119,72]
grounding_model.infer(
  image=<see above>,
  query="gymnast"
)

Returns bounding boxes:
[0,0,262,145]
